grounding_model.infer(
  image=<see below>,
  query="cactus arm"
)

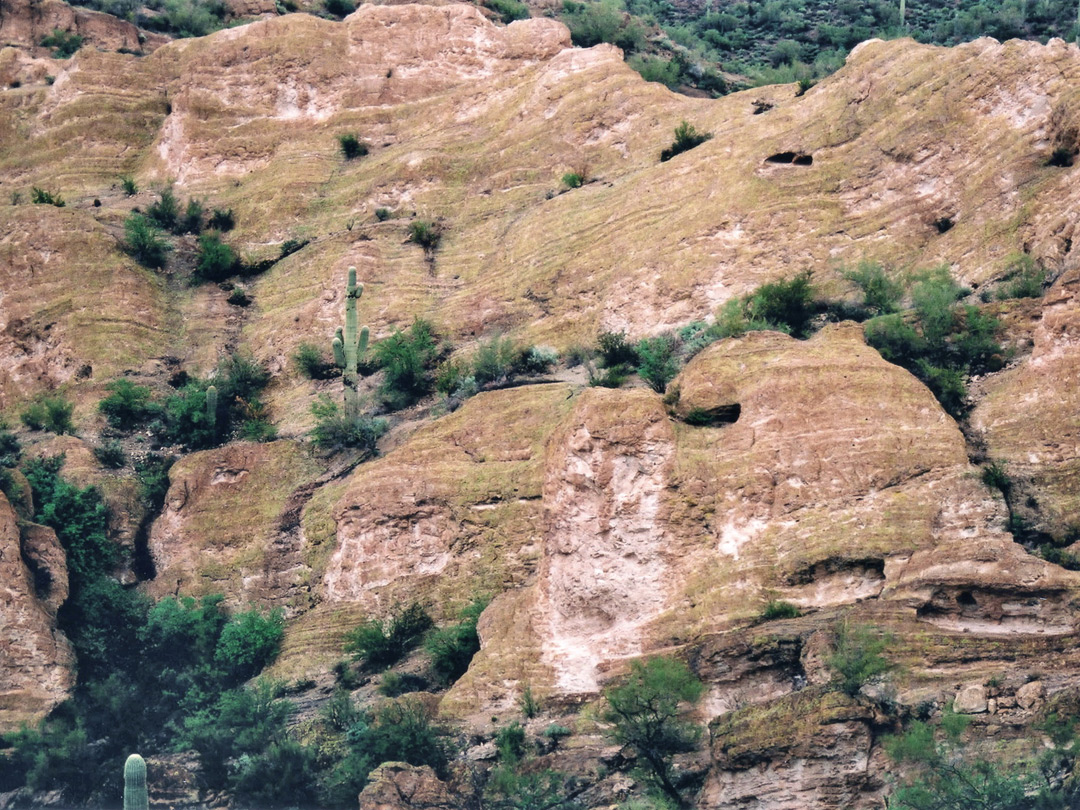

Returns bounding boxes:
[206,385,218,429]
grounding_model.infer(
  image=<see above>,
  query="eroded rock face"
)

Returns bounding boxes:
[0,0,153,54]
[536,388,675,693]
[972,266,1080,538]
[0,492,73,730]
[358,763,454,810]
[146,440,325,608]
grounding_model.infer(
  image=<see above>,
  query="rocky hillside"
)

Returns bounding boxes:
[2,3,1080,809]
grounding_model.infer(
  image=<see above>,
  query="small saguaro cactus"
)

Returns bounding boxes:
[205,384,218,429]
[332,266,369,421]
[124,753,148,810]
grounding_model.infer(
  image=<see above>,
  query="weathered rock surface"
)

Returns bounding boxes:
[0,0,156,55]
[358,763,454,810]
[147,440,324,608]
[0,491,73,729]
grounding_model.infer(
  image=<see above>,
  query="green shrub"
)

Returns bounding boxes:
[827,621,892,696]
[294,342,336,379]
[996,253,1045,300]
[519,683,539,718]
[660,120,712,162]
[227,288,251,307]
[146,188,180,231]
[31,187,65,206]
[21,394,75,434]
[472,335,518,386]
[215,607,286,682]
[0,422,21,469]
[345,602,433,670]
[338,132,367,158]
[981,461,1012,495]
[561,172,584,189]
[347,698,448,778]
[844,261,903,315]
[635,335,679,393]
[563,1,644,51]
[746,270,816,337]
[217,352,271,403]
[99,378,157,429]
[597,331,638,367]
[864,314,924,364]
[120,176,138,196]
[603,657,704,806]
[182,198,204,234]
[760,600,800,620]
[24,456,115,588]
[375,207,393,221]
[488,0,529,22]
[630,55,682,89]
[231,739,319,808]
[93,439,127,469]
[209,208,235,231]
[310,396,387,455]
[378,672,429,697]
[435,358,471,396]
[543,724,571,740]
[408,220,443,251]
[195,232,239,281]
[154,381,220,449]
[426,597,488,685]
[496,722,528,765]
[40,29,84,57]
[123,213,172,269]
[374,319,440,410]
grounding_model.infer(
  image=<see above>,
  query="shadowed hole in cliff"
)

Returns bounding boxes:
[786,557,885,586]
[681,403,741,426]
[765,151,813,165]
[915,586,1075,635]
[20,546,53,599]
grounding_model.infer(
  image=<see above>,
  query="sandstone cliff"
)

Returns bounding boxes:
[2,4,1080,808]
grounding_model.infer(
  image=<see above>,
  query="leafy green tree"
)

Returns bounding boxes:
[374,319,440,410]
[844,260,904,315]
[635,335,679,393]
[746,270,816,337]
[99,378,158,429]
[425,597,488,685]
[195,232,239,281]
[603,657,704,807]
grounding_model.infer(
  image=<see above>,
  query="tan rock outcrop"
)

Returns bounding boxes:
[146,440,325,608]
[358,763,454,810]
[0,491,73,729]
[0,0,155,54]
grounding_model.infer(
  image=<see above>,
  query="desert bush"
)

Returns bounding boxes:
[631,55,682,89]
[378,672,429,697]
[488,0,529,22]
[124,213,172,269]
[760,600,800,620]
[408,220,443,251]
[597,330,638,367]
[120,176,138,196]
[146,188,180,231]
[981,461,1012,495]
[347,698,449,777]
[375,207,393,221]
[374,319,441,410]
[997,253,1046,300]
[227,288,251,307]
[99,378,157,429]
[827,621,892,696]
[660,120,712,162]
[154,381,220,449]
[426,597,488,685]
[294,342,336,379]
[562,0,645,51]
[93,440,127,469]
[635,335,679,393]
[208,208,235,231]
[345,602,433,670]
[21,395,75,434]
[844,261,904,315]
[309,396,387,455]
[195,232,239,281]
[279,238,309,259]
[561,171,584,189]
[472,335,518,386]
[746,270,816,337]
[435,358,471,396]
[182,198,204,234]
[215,607,286,682]
[338,133,367,158]
[40,29,84,57]
[31,187,65,206]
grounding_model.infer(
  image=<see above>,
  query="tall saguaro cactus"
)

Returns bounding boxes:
[332,266,369,421]
[124,754,148,810]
